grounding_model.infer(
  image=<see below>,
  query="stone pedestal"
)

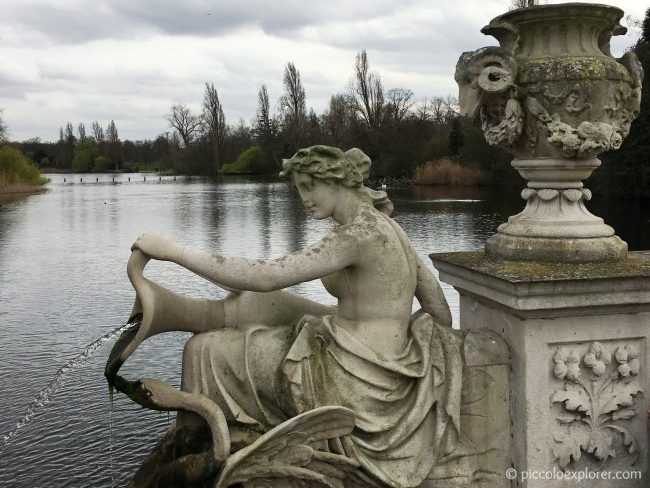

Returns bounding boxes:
[485,158,628,262]
[431,251,650,487]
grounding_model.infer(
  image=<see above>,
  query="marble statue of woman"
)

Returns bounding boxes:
[110,146,466,488]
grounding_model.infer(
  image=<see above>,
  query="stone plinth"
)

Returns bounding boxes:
[431,251,650,487]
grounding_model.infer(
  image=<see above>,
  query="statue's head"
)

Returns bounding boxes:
[280,145,368,188]
[280,145,393,216]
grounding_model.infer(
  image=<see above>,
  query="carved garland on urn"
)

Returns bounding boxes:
[550,341,643,470]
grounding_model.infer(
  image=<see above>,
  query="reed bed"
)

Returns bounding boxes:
[0,146,49,193]
[412,158,488,186]
[0,174,45,194]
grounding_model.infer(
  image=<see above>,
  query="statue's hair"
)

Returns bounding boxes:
[280,145,394,216]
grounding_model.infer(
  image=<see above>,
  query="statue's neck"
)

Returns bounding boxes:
[332,194,371,225]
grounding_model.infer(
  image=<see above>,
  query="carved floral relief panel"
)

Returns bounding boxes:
[549,339,645,471]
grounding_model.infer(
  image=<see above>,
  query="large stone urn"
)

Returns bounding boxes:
[455,3,643,261]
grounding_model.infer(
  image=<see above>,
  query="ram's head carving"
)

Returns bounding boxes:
[455,46,517,118]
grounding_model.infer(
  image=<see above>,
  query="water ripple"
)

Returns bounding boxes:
[0,321,137,456]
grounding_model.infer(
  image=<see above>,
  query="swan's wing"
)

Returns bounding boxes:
[215,406,359,488]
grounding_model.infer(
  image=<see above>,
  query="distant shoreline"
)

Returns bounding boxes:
[39,167,175,175]
[0,182,47,195]
[0,183,46,204]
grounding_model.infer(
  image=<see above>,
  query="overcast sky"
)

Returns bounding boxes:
[0,0,646,142]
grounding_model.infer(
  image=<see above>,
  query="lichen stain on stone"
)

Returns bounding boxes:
[520,57,626,83]
[211,254,226,264]
[360,209,378,224]
[431,250,650,282]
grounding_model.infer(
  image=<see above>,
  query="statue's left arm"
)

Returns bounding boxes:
[414,254,452,327]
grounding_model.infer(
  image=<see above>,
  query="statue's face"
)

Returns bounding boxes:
[292,172,337,220]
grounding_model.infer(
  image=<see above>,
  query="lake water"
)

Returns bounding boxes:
[0,174,647,487]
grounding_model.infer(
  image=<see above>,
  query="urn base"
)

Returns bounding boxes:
[485,233,628,262]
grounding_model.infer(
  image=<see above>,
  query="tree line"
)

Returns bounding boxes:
[3,16,650,198]
[161,51,500,177]
[6,50,511,179]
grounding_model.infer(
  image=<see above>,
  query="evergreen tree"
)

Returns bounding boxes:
[448,117,464,156]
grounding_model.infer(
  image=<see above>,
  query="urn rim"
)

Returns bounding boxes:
[482,3,627,42]
[486,3,624,25]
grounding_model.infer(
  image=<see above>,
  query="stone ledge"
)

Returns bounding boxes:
[430,250,650,315]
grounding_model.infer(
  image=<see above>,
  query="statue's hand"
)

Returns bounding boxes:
[132,232,182,262]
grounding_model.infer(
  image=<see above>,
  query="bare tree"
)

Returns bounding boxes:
[254,84,279,168]
[91,121,104,143]
[323,94,353,147]
[306,108,322,146]
[625,14,643,38]
[510,0,539,9]
[164,131,181,173]
[201,82,226,173]
[255,84,276,142]
[77,122,86,142]
[64,122,76,147]
[279,62,307,151]
[58,122,76,168]
[413,97,429,122]
[385,88,414,124]
[441,95,460,122]
[0,109,7,143]
[167,104,201,148]
[349,50,384,135]
[414,97,446,123]
[106,120,121,170]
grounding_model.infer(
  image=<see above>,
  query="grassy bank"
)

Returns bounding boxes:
[412,158,488,186]
[0,146,49,193]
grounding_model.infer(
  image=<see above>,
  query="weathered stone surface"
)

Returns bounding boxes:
[430,250,650,313]
[431,250,650,487]
[455,4,643,262]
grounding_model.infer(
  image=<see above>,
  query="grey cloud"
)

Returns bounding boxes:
[5,0,421,44]
[4,4,137,44]
[113,0,424,39]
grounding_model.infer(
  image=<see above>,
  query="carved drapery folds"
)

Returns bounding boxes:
[550,341,644,470]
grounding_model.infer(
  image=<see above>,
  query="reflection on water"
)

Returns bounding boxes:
[0,175,647,486]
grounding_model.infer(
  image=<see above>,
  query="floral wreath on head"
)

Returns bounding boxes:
[280,145,394,216]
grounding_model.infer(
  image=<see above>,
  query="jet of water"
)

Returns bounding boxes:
[0,321,138,456]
